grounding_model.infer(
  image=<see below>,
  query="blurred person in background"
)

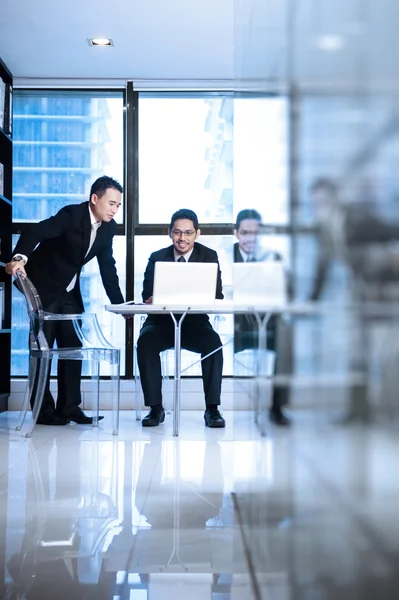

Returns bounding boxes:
[309,177,399,301]
[309,177,399,422]
[233,209,292,426]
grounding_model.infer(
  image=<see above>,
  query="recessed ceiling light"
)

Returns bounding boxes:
[88,38,113,47]
[316,35,345,51]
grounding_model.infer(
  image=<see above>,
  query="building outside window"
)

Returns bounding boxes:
[11,91,125,376]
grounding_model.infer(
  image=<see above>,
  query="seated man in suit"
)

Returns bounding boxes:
[5,175,125,426]
[137,208,225,428]
[233,208,291,426]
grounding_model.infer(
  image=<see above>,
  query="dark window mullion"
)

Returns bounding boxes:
[124,82,139,379]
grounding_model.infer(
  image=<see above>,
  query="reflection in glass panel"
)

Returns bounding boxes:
[11,234,126,376]
[13,91,124,223]
[297,95,372,227]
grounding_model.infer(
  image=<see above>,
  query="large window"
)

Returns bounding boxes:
[234,96,289,224]
[13,91,124,223]
[138,93,288,226]
[11,89,290,380]
[11,91,126,376]
[135,92,289,376]
[138,94,233,224]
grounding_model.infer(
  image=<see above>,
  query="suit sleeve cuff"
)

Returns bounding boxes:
[12,254,28,265]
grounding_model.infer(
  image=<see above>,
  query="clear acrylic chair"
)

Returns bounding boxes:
[14,272,121,438]
[134,314,225,422]
[5,436,121,599]
[134,315,172,420]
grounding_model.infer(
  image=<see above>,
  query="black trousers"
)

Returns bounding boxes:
[137,316,223,407]
[32,290,83,416]
[234,314,277,354]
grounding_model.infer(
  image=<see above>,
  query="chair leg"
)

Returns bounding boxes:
[161,350,172,414]
[17,355,39,432]
[134,345,142,421]
[92,360,101,428]
[24,355,51,438]
[110,351,120,435]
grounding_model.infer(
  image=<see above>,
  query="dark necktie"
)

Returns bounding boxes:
[177,256,185,262]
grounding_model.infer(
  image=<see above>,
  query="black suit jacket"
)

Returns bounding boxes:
[12,201,124,310]
[233,242,244,263]
[233,241,282,264]
[233,241,285,351]
[142,242,223,325]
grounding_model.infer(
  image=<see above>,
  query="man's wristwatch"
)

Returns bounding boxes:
[12,255,26,264]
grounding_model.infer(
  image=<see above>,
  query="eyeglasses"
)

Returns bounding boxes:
[171,229,196,238]
[237,230,258,237]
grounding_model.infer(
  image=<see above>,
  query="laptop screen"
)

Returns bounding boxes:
[153,262,218,306]
[233,262,287,306]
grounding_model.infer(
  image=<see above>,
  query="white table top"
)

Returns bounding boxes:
[105,299,399,318]
[105,299,333,316]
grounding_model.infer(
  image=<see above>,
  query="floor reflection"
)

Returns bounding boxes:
[1,416,255,600]
[3,409,399,599]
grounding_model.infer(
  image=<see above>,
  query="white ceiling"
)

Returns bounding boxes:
[0,0,234,84]
[1,0,399,91]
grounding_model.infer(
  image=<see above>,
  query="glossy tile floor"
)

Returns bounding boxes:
[0,409,398,599]
[0,410,258,600]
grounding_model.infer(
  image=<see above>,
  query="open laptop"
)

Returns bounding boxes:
[233,262,287,306]
[153,261,218,306]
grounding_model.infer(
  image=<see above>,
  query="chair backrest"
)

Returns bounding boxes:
[14,272,49,350]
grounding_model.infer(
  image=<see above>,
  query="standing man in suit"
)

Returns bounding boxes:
[137,208,225,428]
[5,175,124,426]
[233,208,291,426]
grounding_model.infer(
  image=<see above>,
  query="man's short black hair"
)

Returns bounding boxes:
[90,176,123,200]
[310,177,338,195]
[169,209,199,231]
[235,209,262,230]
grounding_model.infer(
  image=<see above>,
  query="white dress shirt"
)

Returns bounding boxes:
[173,248,194,262]
[66,207,102,292]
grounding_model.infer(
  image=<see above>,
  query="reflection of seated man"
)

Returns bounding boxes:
[137,208,225,428]
[233,209,291,426]
[134,440,224,566]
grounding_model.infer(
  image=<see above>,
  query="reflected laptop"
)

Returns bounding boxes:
[233,262,287,306]
[153,261,218,306]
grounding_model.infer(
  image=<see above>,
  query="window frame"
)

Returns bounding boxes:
[11,84,314,380]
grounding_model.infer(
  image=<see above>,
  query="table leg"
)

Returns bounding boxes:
[170,312,187,437]
[254,312,271,436]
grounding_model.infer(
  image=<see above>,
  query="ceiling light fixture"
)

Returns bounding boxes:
[88,38,113,47]
[317,35,345,51]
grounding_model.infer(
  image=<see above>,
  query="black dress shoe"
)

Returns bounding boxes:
[36,412,68,426]
[63,408,104,425]
[204,408,225,428]
[142,406,165,427]
[269,408,291,426]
